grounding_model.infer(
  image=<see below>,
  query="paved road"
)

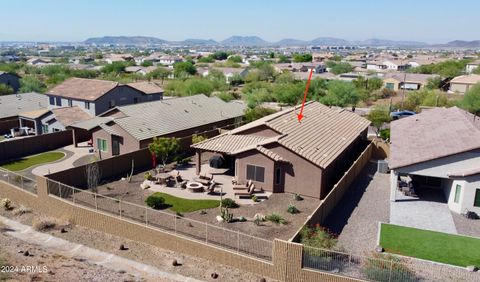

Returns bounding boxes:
[0,215,202,282]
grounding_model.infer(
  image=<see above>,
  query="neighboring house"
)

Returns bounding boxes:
[389,107,480,215]
[0,72,20,92]
[70,94,246,158]
[383,73,439,91]
[46,78,162,116]
[465,61,480,74]
[159,55,182,66]
[19,106,91,135]
[105,53,133,64]
[127,81,164,97]
[366,60,409,71]
[192,102,370,199]
[26,57,51,66]
[0,92,48,135]
[201,68,249,83]
[449,74,480,94]
[124,66,157,75]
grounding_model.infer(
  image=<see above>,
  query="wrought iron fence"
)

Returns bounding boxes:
[46,178,273,261]
[0,168,37,195]
[303,245,479,282]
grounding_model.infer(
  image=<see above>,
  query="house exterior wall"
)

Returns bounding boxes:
[0,73,20,92]
[235,150,275,192]
[266,143,324,199]
[449,83,470,94]
[393,150,480,214]
[383,78,400,91]
[91,123,139,159]
[47,86,161,116]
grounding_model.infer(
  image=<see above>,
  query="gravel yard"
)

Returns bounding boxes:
[95,171,320,241]
[322,161,390,255]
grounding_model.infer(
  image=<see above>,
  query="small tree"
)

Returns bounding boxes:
[192,134,207,144]
[460,83,480,116]
[0,84,14,95]
[367,106,392,136]
[148,137,180,166]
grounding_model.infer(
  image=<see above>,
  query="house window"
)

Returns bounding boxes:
[475,189,480,207]
[108,99,116,108]
[49,96,55,105]
[386,83,395,90]
[42,124,48,133]
[246,164,265,183]
[275,167,282,185]
[68,99,72,107]
[454,184,461,204]
[55,97,62,106]
[97,138,108,152]
[85,101,90,109]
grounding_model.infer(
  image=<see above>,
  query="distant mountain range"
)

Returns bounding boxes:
[83,35,480,48]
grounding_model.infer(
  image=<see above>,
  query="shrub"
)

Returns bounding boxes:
[1,198,12,210]
[238,216,247,222]
[380,129,390,141]
[145,195,165,209]
[220,208,233,223]
[221,198,239,208]
[287,204,299,214]
[299,225,337,249]
[32,217,58,231]
[294,194,303,201]
[144,172,152,180]
[362,253,416,282]
[266,213,287,225]
[12,205,31,216]
[251,195,258,202]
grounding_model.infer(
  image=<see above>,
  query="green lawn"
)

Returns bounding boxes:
[380,223,480,267]
[147,192,220,213]
[0,151,65,171]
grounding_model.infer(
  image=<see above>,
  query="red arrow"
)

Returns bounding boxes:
[297,68,314,122]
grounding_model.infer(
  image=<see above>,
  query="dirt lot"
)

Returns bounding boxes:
[96,171,320,241]
[0,201,276,282]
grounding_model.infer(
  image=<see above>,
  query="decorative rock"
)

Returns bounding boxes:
[60,228,67,233]
[374,245,384,253]
[119,244,128,251]
[259,278,266,282]
[172,259,180,266]
[253,213,265,221]
[23,250,30,256]
[216,215,224,222]
[466,265,478,272]
[211,272,218,279]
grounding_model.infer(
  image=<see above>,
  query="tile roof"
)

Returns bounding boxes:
[450,74,480,85]
[69,117,113,131]
[256,146,289,163]
[111,94,246,141]
[47,78,119,101]
[51,106,92,127]
[19,109,50,119]
[127,81,164,94]
[193,134,268,153]
[389,107,480,169]
[384,73,439,84]
[193,102,370,168]
[0,92,49,119]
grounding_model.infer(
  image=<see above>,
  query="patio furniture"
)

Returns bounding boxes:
[199,173,213,181]
[233,179,252,190]
[194,177,211,186]
[155,172,172,185]
[179,180,188,189]
[205,181,217,194]
[234,184,256,198]
[187,181,204,193]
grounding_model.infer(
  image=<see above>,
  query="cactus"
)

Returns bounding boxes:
[221,208,233,223]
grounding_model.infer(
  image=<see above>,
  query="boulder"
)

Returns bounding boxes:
[216,215,224,223]
[374,245,384,253]
[466,265,478,272]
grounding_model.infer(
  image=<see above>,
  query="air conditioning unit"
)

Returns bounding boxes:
[377,160,389,174]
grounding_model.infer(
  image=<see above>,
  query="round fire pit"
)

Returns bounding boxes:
[186,181,204,193]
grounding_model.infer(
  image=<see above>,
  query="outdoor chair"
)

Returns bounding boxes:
[179,180,188,189]
[234,184,255,198]
[233,179,252,190]
[205,181,217,194]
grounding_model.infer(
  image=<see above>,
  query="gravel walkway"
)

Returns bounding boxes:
[322,161,390,255]
[451,212,480,237]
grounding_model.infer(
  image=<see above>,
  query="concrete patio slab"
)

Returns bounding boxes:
[390,191,458,234]
[146,163,271,205]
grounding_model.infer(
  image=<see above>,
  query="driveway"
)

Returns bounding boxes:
[390,188,458,234]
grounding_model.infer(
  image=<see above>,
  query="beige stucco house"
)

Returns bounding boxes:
[449,74,480,94]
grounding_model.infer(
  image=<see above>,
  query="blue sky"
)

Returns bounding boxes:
[2,0,479,43]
